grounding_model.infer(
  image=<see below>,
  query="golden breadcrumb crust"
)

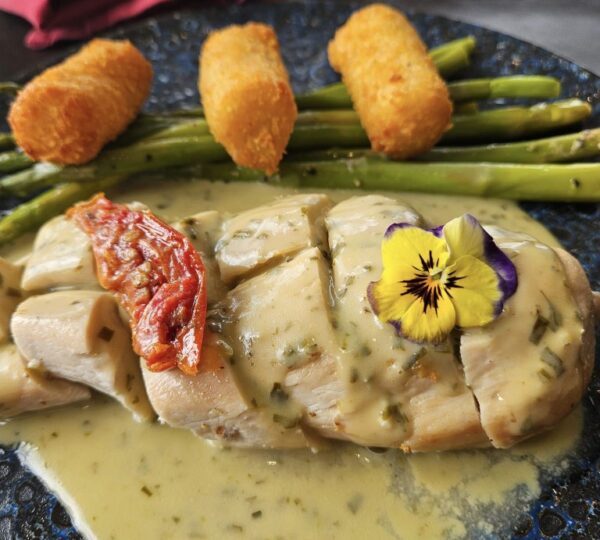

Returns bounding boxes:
[8,39,152,165]
[328,4,453,158]
[199,23,297,175]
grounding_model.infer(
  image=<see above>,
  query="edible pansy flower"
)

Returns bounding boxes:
[367,214,517,343]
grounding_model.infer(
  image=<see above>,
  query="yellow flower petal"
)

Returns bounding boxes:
[382,225,448,274]
[445,255,502,328]
[442,214,486,263]
[400,287,456,343]
[370,277,416,323]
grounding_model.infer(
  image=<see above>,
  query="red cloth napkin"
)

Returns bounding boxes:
[0,0,174,49]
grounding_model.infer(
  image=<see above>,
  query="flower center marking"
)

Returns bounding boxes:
[400,250,464,314]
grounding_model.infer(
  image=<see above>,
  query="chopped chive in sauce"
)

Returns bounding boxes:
[346,494,364,515]
[270,383,289,403]
[404,347,426,370]
[359,344,372,357]
[541,292,563,331]
[540,347,565,377]
[529,311,549,345]
[392,336,405,351]
[382,404,408,424]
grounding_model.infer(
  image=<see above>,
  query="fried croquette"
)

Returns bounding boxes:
[199,23,297,175]
[328,4,453,158]
[9,39,152,165]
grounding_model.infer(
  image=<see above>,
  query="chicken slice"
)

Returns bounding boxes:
[0,257,24,343]
[218,247,345,440]
[215,193,332,283]
[11,290,153,422]
[555,249,595,389]
[21,215,97,292]
[143,213,310,447]
[460,230,593,448]
[141,333,308,448]
[326,195,488,451]
[171,210,228,304]
[0,344,90,418]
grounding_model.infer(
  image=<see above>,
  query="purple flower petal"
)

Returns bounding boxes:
[477,222,518,315]
[427,224,444,238]
[383,222,420,238]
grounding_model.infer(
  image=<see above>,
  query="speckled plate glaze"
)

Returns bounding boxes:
[0,2,599,538]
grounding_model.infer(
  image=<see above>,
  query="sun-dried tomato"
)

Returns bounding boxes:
[69,194,207,375]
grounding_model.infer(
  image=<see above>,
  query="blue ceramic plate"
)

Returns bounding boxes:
[0,2,599,538]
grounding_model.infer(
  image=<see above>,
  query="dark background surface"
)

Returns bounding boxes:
[0,0,598,80]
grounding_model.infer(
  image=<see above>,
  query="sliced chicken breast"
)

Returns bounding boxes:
[141,333,308,448]
[11,290,153,422]
[172,210,228,304]
[21,215,98,292]
[0,257,24,343]
[144,210,310,447]
[219,246,344,440]
[0,344,90,418]
[7,193,595,453]
[326,196,488,451]
[460,230,594,448]
[215,193,332,283]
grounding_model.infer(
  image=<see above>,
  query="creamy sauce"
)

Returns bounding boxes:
[0,179,578,540]
[1,399,582,540]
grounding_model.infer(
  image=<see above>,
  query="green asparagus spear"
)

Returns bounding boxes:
[143,119,210,141]
[429,35,476,60]
[431,45,471,78]
[296,100,591,144]
[110,116,179,146]
[195,158,600,202]
[294,84,350,110]
[288,124,369,150]
[121,100,594,147]
[453,102,479,115]
[448,76,560,102]
[119,109,366,146]
[0,82,20,95]
[0,123,368,196]
[0,133,15,151]
[0,136,228,196]
[294,36,476,110]
[295,75,561,110]
[152,107,204,118]
[287,128,600,164]
[143,111,365,142]
[443,99,592,143]
[422,128,600,163]
[0,177,122,245]
[2,154,598,245]
[0,151,33,173]
[285,148,377,162]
